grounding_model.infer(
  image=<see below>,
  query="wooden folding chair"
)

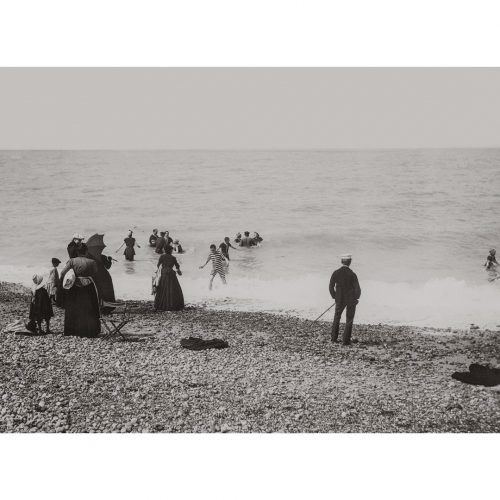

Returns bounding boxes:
[100,301,132,340]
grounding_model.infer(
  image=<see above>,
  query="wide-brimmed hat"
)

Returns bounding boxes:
[340,253,352,260]
[72,233,84,240]
[173,239,179,244]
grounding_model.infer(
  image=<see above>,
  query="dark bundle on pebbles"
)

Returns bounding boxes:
[1,282,499,433]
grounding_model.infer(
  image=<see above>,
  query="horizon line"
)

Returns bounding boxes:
[1,146,500,152]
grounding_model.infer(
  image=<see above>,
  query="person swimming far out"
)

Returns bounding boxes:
[116,230,140,261]
[485,248,499,281]
[199,244,228,290]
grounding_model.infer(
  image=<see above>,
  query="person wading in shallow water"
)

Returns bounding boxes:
[199,244,228,290]
[219,236,237,261]
[485,248,499,281]
[149,229,159,247]
[329,254,361,345]
[117,230,140,261]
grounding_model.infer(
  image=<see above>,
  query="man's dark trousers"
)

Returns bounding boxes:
[331,302,356,344]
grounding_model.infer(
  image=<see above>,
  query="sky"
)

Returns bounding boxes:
[1,68,500,149]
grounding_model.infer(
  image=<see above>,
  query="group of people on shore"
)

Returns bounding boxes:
[26,234,116,337]
[20,238,500,347]
[25,230,264,338]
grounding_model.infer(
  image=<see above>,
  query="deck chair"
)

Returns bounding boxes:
[100,301,132,340]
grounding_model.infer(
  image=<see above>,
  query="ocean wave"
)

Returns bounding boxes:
[2,265,499,329]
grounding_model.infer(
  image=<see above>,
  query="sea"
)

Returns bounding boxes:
[1,149,500,329]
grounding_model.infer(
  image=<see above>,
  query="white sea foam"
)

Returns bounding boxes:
[2,263,499,329]
[1,149,500,330]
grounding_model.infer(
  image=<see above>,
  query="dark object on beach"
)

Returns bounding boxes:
[154,250,184,311]
[329,254,361,345]
[452,363,500,387]
[60,251,101,338]
[180,337,229,350]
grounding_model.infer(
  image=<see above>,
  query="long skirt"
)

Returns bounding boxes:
[64,283,101,338]
[94,265,115,303]
[154,268,184,311]
[29,288,54,322]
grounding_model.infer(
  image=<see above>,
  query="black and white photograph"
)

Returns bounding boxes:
[0,2,499,499]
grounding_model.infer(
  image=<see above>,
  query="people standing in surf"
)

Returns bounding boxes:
[149,229,159,247]
[485,248,499,281]
[155,231,167,254]
[46,258,62,305]
[234,232,242,244]
[26,274,54,335]
[329,254,361,346]
[239,231,256,247]
[199,244,228,290]
[219,237,237,260]
[117,230,140,261]
[164,231,174,249]
[154,246,184,311]
[253,232,263,244]
[173,239,184,254]
[59,244,101,338]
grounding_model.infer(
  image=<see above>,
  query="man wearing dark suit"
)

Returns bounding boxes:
[329,254,361,345]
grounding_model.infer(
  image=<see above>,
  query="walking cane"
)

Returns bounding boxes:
[312,302,335,324]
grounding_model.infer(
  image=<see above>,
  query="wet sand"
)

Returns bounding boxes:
[1,281,499,433]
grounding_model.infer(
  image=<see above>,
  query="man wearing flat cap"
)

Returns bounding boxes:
[329,254,361,345]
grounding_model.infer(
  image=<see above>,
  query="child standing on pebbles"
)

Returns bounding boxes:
[26,274,54,335]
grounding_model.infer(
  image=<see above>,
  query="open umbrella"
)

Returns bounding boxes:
[86,233,106,259]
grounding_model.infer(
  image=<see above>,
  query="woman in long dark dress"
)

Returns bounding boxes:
[154,246,184,311]
[60,245,101,338]
[93,254,115,303]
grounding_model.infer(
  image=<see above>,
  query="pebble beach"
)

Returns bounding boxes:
[1,281,499,433]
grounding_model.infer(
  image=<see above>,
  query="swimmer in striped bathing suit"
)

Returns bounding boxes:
[199,244,228,290]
